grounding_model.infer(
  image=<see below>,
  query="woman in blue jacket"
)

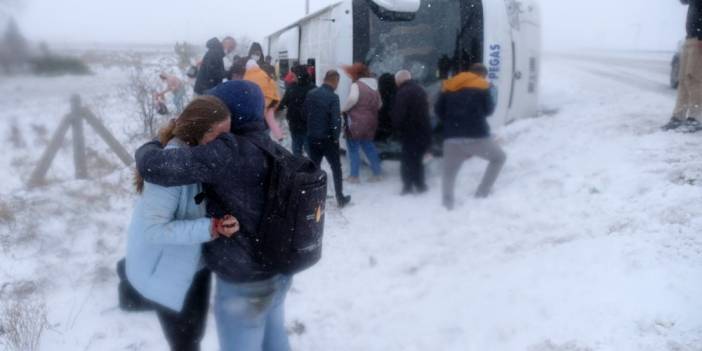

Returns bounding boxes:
[126,96,238,351]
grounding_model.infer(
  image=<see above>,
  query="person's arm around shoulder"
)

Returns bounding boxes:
[136,134,237,187]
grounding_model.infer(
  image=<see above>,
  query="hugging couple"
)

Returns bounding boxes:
[125,80,294,351]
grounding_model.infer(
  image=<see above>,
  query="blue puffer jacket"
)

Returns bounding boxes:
[125,139,211,312]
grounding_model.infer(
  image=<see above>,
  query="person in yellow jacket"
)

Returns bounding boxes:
[244,59,284,141]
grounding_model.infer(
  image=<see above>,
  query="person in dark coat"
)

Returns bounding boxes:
[376,73,397,142]
[278,65,315,156]
[135,80,293,350]
[193,38,226,95]
[436,63,506,209]
[392,70,432,194]
[304,70,352,208]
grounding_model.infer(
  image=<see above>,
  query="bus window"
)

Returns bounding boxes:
[353,0,483,84]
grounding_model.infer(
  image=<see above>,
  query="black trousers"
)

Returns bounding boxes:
[154,268,211,351]
[308,137,344,199]
[401,144,427,192]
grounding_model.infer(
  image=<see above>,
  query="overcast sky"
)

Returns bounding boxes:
[13,0,689,51]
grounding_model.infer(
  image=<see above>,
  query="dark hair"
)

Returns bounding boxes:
[469,63,488,77]
[228,57,247,80]
[248,42,264,59]
[324,69,340,83]
[291,64,311,85]
[134,96,230,193]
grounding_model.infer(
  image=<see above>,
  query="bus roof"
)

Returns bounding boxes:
[265,1,345,40]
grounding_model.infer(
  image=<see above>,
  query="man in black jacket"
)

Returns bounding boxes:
[436,64,506,209]
[278,65,316,156]
[664,0,702,132]
[392,70,432,194]
[304,70,351,208]
[193,37,226,95]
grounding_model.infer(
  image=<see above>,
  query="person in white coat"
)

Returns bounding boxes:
[342,63,383,183]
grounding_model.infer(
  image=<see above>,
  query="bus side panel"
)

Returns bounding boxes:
[510,0,541,121]
[332,2,354,110]
[267,27,301,78]
[299,1,354,107]
[482,0,515,131]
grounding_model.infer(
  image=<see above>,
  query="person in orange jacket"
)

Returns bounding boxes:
[244,59,284,141]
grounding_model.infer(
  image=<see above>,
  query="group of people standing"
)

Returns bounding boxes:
[276,60,506,210]
[124,35,509,351]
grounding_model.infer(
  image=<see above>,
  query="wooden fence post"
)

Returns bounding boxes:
[28,94,134,188]
[71,95,88,179]
[27,114,73,187]
[82,109,134,167]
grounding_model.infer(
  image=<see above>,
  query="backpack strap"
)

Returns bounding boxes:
[240,135,283,209]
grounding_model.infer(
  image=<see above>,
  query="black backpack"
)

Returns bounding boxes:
[245,137,328,275]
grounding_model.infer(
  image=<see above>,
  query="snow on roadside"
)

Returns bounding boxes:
[0,53,700,351]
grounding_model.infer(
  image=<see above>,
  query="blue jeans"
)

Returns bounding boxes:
[214,275,292,351]
[290,132,309,157]
[346,139,382,177]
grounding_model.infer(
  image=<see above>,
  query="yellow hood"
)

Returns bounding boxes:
[442,72,490,93]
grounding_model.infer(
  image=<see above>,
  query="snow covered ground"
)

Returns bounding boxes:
[1,51,701,351]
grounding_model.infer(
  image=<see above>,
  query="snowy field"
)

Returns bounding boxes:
[1,51,701,351]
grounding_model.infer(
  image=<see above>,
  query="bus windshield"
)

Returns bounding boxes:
[353,0,484,85]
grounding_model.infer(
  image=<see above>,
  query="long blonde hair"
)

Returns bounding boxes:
[135,96,230,193]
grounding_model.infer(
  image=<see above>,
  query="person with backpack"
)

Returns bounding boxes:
[305,70,352,208]
[342,63,384,184]
[278,65,316,156]
[436,62,506,210]
[136,80,326,351]
[193,38,226,96]
[125,96,239,351]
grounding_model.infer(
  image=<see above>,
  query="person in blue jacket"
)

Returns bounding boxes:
[126,96,238,351]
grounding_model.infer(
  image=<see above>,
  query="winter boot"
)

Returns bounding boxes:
[661,117,684,131]
[337,195,352,208]
[682,118,702,133]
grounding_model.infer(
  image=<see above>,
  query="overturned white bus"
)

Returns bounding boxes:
[266,0,540,155]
